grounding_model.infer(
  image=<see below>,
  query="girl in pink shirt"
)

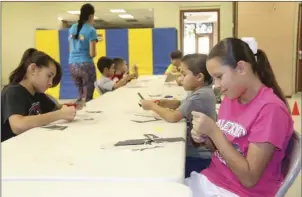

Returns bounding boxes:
[185,37,294,197]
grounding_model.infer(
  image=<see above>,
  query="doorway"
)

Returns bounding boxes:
[180,9,220,55]
[296,3,302,92]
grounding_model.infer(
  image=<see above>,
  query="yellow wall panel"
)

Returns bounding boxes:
[93,29,106,98]
[35,30,61,99]
[128,29,153,76]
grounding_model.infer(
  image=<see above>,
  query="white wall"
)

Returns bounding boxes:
[1,2,62,84]
[1,2,233,84]
[237,2,299,96]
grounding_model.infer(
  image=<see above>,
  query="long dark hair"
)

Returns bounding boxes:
[182,53,213,85]
[74,3,95,40]
[208,37,289,110]
[9,48,62,87]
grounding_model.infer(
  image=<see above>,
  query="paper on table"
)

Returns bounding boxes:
[134,111,162,120]
[50,114,98,125]
[100,143,166,152]
[164,73,177,83]
[40,125,68,131]
[130,114,161,123]
[126,80,147,88]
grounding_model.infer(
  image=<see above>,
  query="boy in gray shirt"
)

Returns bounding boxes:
[140,54,216,178]
[95,57,130,94]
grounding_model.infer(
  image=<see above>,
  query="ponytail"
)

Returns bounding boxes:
[74,17,84,40]
[9,49,62,87]
[255,49,290,110]
[208,38,290,112]
[9,48,37,84]
[73,3,95,40]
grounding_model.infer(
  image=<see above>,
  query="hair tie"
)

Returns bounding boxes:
[241,37,258,61]
[241,37,258,55]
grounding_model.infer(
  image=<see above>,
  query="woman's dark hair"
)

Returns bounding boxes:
[208,37,289,109]
[74,3,95,40]
[182,53,213,85]
[9,48,62,87]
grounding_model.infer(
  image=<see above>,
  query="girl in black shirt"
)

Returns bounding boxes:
[1,48,77,142]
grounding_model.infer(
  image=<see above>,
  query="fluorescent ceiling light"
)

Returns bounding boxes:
[110,9,126,13]
[118,14,134,19]
[67,11,80,15]
[57,17,63,21]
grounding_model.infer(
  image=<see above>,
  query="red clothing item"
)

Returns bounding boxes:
[111,73,123,81]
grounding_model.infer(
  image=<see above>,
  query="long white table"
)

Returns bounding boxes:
[2,181,192,197]
[2,75,188,183]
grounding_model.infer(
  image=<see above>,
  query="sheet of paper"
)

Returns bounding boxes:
[164,73,177,82]
[134,111,162,120]
[41,125,68,131]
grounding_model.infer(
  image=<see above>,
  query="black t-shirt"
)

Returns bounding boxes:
[1,84,57,142]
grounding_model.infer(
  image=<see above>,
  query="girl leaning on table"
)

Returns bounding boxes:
[1,48,79,142]
[186,38,293,197]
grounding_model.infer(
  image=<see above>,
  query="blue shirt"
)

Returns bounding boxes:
[69,23,98,64]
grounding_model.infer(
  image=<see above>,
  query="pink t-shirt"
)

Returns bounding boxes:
[202,86,294,197]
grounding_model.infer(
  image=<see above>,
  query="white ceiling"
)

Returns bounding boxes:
[8,2,155,27]
[58,7,154,26]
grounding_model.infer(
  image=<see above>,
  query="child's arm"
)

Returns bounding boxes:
[164,64,174,75]
[8,106,76,135]
[131,64,139,79]
[2,89,76,135]
[45,94,84,110]
[207,105,291,188]
[57,101,85,111]
[191,137,217,152]
[113,74,131,89]
[158,99,181,109]
[141,101,183,123]
[176,75,184,86]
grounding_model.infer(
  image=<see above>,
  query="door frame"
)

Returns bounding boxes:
[233,2,238,38]
[295,3,302,92]
[179,9,220,53]
[195,33,214,53]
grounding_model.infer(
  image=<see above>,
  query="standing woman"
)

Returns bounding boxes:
[69,3,98,102]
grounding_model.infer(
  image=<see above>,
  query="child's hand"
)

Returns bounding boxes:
[191,111,218,142]
[122,74,131,81]
[171,66,178,73]
[75,99,86,110]
[129,73,137,79]
[176,75,184,86]
[140,100,156,110]
[132,64,138,71]
[131,64,139,79]
[60,105,76,121]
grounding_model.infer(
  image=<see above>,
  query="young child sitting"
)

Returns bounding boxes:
[111,57,138,83]
[140,53,217,177]
[165,50,183,75]
[95,57,130,94]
